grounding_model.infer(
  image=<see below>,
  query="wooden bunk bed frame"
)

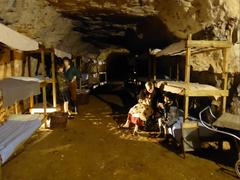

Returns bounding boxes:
[25,47,57,114]
[0,46,55,179]
[0,78,48,179]
[157,34,231,121]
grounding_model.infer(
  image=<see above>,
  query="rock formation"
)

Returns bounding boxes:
[0,0,238,56]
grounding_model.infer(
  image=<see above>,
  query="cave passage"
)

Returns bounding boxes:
[0,1,240,180]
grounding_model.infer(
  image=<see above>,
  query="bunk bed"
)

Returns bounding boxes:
[25,47,72,113]
[24,47,57,114]
[0,23,51,178]
[0,78,47,178]
[152,34,231,120]
[152,34,231,152]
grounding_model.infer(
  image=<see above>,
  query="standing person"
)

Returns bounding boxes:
[56,64,71,114]
[63,57,81,114]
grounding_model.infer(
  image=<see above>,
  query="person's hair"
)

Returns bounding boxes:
[63,57,72,65]
[145,81,154,89]
[139,90,149,100]
[57,64,64,71]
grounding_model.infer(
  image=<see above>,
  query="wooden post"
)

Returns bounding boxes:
[51,50,57,108]
[14,102,18,114]
[27,55,31,77]
[42,84,47,116]
[21,54,26,76]
[41,48,46,77]
[184,34,192,121]
[29,96,34,110]
[222,48,229,113]
[10,50,15,76]
[185,34,192,84]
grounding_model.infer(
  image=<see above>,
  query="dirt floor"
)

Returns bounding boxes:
[3,92,239,180]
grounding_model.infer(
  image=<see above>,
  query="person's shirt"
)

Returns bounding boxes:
[57,72,69,92]
[65,66,81,82]
[138,88,164,110]
[150,88,164,110]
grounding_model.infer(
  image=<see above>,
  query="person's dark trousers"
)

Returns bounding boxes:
[69,81,78,113]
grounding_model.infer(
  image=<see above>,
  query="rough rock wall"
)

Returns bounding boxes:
[0,0,91,55]
[48,0,239,38]
[0,0,239,72]
[48,0,240,73]
[154,0,239,38]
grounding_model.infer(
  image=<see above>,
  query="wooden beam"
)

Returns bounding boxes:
[51,50,57,108]
[10,50,15,76]
[41,48,46,77]
[29,96,34,109]
[21,54,27,76]
[222,48,229,113]
[42,84,47,116]
[14,102,18,114]
[184,96,189,121]
[185,89,229,97]
[184,35,192,84]
[187,40,232,48]
[184,34,192,121]
[27,55,31,77]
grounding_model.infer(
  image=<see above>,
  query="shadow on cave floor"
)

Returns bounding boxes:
[92,84,239,178]
[93,83,137,126]
[190,148,238,177]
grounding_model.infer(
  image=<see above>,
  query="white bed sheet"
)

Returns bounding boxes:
[0,114,43,164]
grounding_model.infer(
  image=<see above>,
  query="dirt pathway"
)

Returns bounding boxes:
[3,95,237,180]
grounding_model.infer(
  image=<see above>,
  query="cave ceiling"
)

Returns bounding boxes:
[47,0,179,53]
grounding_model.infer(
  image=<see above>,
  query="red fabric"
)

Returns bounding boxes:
[128,113,145,126]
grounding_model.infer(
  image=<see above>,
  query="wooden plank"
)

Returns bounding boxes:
[222,48,229,113]
[14,102,18,114]
[29,96,34,109]
[42,85,47,116]
[184,34,191,84]
[51,50,57,108]
[184,96,189,121]
[191,47,220,55]
[185,89,228,97]
[187,40,232,48]
[183,34,192,121]
[41,48,46,77]
[27,55,31,77]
